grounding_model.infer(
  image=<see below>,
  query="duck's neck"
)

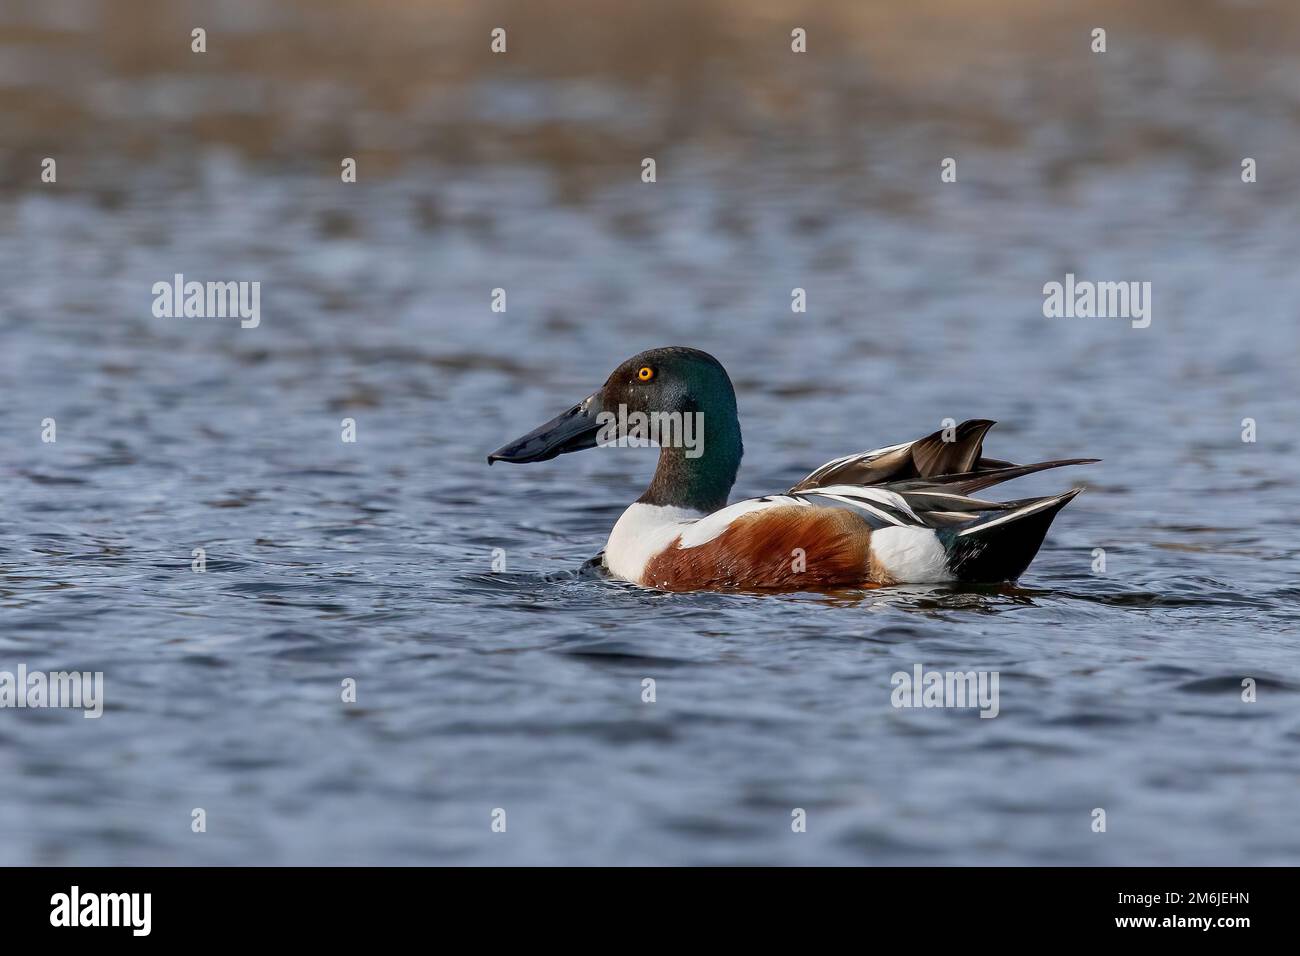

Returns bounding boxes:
[637,413,742,514]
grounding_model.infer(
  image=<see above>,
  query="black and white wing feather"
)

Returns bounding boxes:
[789,420,1098,533]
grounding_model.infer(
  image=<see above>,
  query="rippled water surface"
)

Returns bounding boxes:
[2,0,1299,865]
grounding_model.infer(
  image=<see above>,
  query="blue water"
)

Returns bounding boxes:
[2,6,1299,864]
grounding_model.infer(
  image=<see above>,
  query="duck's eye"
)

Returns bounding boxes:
[637,366,655,382]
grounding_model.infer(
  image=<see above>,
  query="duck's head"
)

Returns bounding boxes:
[488,347,743,510]
[487,347,738,468]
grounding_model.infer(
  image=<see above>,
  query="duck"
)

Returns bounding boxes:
[488,347,1097,592]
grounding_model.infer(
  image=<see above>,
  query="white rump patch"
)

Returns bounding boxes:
[870,526,954,583]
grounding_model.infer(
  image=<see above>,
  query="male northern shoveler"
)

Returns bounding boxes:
[488,347,1097,592]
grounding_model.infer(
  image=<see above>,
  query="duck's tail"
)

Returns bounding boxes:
[943,488,1082,583]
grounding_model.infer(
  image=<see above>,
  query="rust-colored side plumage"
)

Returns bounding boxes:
[641,506,891,591]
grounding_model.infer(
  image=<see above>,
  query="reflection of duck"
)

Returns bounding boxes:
[489,348,1096,592]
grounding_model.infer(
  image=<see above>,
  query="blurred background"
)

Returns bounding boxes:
[1,0,1298,866]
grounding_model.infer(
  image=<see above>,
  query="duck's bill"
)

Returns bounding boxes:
[487,392,604,464]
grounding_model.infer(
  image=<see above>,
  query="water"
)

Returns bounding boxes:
[2,0,1299,865]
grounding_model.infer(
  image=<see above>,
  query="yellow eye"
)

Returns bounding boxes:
[637,366,655,382]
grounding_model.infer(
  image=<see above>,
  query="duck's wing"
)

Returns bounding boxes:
[790,419,1095,497]
[786,483,1013,530]
[681,484,1009,536]
[783,419,1097,532]
[789,420,997,491]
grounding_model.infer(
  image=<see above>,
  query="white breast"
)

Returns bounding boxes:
[604,503,704,584]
